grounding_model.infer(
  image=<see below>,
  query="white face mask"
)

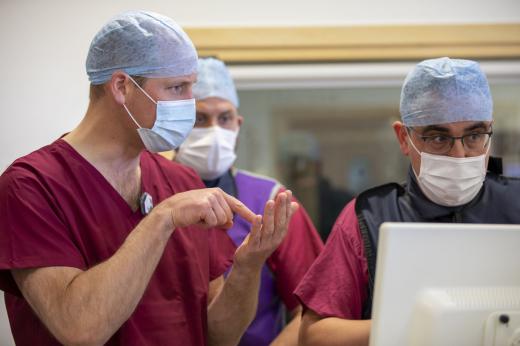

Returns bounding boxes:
[408,136,489,207]
[123,77,195,153]
[176,126,238,180]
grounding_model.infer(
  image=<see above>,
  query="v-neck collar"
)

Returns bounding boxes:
[56,139,146,218]
[202,169,237,197]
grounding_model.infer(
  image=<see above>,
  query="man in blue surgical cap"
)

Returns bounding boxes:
[295,57,520,345]
[0,11,297,346]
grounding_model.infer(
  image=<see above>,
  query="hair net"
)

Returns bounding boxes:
[86,10,197,85]
[193,57,239,107]
[400,57,493,127]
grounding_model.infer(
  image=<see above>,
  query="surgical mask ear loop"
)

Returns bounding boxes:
[123,104,143,129]
[484,138,492,156]
[408,134,422,153]
[127,76,157,105]
[406,129,422,176]
[123,75,157,130]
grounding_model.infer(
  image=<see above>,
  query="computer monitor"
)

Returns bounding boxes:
[369,222,520,346]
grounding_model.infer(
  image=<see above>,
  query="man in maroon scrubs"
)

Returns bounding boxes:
[295,57,519,345]
[0,11,297,346]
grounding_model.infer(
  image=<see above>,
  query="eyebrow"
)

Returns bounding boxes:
[419,122,490,135]
[218,110,233,117]
[420,125,450,134]
[462,122,490,132]
[170,79,194,87]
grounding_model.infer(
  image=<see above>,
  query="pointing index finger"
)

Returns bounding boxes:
[223,193,257,223]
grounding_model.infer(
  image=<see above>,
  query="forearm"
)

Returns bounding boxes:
[66,214,172,339]
[207,262,262,346]
[207,191,296,346]
[16,211,173,345]
[300,311,371,346]
[270,306,302,346]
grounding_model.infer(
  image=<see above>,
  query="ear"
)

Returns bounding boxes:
[392,121,410,156]
[237,114,244,127]
[108,71,131,105]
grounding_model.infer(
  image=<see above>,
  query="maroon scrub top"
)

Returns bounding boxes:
[294,200,369,320]
[0,139,236,345]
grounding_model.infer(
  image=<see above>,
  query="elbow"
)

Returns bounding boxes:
[51,323,111,346]
[298,309,326,346]
[298,330,313,346]
[299,321,315,346]
[57,333,106,346]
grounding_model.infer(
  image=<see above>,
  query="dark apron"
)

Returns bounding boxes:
[355,157,520,318]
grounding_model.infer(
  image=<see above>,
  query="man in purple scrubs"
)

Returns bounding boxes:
[176,57,324,346]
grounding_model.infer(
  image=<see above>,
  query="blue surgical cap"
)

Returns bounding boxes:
[193,57,239,107]
[400,57,493,127]
[86,11,197,85]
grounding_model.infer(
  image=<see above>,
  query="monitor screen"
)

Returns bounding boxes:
[369,223,520,346]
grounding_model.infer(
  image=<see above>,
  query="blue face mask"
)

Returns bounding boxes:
[123,76,195,152]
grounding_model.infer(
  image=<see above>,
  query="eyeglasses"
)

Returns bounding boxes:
[407,127,493,155]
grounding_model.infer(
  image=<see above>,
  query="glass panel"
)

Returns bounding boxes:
[235,82,520,240]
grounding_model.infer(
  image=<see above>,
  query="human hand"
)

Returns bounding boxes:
[233,191,299,270]
[153,188,257,230]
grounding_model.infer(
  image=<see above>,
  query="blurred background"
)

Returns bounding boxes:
[1,1,520,344]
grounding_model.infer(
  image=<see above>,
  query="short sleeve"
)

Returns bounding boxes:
[0,169,85,296]
[207,227,236,281]
[267,193,324,311]
[293,199,368,320]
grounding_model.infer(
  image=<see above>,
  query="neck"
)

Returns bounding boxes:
[64,99,143,170]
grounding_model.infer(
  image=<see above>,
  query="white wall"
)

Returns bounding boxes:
[0,293,13,346]
[0,0,519,343]
[1,0,520,170]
